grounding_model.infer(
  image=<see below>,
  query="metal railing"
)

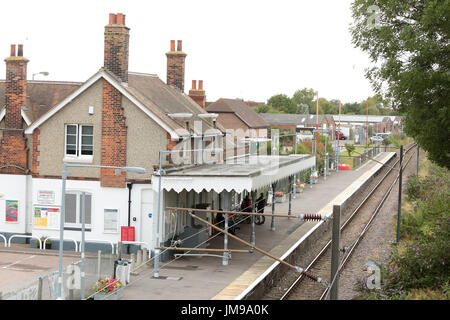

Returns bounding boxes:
[43,237,78,252]
[8,235,42,250]
[78,239,115,254]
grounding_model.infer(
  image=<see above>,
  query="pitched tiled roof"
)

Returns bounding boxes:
[12,69,224,138]
[206,98,269,129]
[260,113,306,125]
[0,80,82,123]
[126,72,224,135]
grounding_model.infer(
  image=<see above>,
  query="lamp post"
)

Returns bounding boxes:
[32,71,49,80]
[57,164,146,300]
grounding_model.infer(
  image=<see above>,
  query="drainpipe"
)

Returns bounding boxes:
[127,183,133,254]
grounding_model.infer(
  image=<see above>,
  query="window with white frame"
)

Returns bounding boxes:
[64,192,92,227]
[65,124,94,158]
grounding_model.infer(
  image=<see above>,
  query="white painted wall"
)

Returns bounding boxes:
[0,174,29,235]
[31,178,152,247]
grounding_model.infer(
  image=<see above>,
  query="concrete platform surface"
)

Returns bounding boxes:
[120,152,394,300]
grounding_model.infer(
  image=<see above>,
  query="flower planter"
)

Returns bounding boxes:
[295,187,303,194]
[36,241,51,249]
[93,287,123,300]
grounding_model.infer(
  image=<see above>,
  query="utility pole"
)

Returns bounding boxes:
[316,91,319,149]
[366,102,369,147]
[416,146,419,176]
[330,205,341,300]
[396,145,403,244]
[80,192,86,300]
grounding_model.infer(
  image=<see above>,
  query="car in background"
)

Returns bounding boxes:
[370,135,384,143]
[297,131,314,141]
[375,132,390,139]
[335,130,346,140]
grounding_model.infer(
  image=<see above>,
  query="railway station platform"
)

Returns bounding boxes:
[120,151,396,300]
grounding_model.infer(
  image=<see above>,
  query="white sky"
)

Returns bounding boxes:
[0,0,374,104]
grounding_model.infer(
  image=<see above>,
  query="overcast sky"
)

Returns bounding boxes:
[0,0,374,105]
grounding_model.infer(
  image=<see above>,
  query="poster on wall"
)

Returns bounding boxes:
[34,206,60,229]
[5,200,18,222]
[104,209,119,233]
[37,190,55,204]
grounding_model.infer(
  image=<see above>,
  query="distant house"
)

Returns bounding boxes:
[244,101,264,109]
[259,113,337,148]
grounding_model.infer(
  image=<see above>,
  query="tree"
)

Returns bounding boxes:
[267,94,297,114]
[345,143,355,157]
[343,102,360,114]
[350,0,450,169]
[255,103,272,113]
[292,88,316,114]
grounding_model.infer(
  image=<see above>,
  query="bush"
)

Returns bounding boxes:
[345,143,355,157]
[406,175,421,201]
[356,162,450,299]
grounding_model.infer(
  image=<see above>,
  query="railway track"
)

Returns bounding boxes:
[276,143,417,300]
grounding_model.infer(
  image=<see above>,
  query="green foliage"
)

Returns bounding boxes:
[356,163,450,299]
[349,128,355,140]
[264,88,396,116]
[386,132,411,147]
[345,143,355,157]
[343,102,360,114]
[292,88,315,114]
[350,0,450,169]
[267,94,297,114]
[254,103,272,113]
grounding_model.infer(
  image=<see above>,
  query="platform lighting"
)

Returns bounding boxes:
[32,71,49,80]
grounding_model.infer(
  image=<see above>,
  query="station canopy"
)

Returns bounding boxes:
[158,154,315,193]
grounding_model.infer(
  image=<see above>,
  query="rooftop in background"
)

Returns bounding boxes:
[260,113,328,126]
[244,101,264,108]
[0,80,82,123]
[206,98,269,129]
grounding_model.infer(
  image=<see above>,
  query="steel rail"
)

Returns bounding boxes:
[319,143,416,300]
[280,143,416,300]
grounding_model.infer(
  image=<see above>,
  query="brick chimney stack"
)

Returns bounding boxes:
[101,14,128,187]
[166,40,187,92]
[189,80,206,108]
[104,13,130,83]
[0,44,29,173]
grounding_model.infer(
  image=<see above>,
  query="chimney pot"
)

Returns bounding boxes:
[117,13,125,25]
[198,80,203,90]
[10,44,16,57]
[192,80,197,90]
[104,13,130,83]
[109,13,117,24]
[17,44,23,57]
[170,40,175,51]
[177,40,182,51]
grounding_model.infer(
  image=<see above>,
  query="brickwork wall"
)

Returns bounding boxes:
[166,40,186,92]
[104,13,130,83]
[31,128,40,174]
[100,79,127,187]
[0,45,29,174]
